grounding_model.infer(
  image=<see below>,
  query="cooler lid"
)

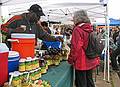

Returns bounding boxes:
[8,51,19,57]
[11,33,35,38]
[0,43,9,53]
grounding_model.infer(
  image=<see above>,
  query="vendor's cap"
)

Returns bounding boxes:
[29,4,45,16]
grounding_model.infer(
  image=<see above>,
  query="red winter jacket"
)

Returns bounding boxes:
[68,23,100,70]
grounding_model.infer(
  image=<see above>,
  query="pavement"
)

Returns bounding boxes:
[73,63,120,87]
[73,71,120,87]
[95,71,120,87]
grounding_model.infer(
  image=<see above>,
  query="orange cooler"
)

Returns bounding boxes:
[0,43,9,86]
[11,33,35,58]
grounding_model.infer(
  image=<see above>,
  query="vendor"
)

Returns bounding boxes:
[1,4,63,49]
[40,21,52,50]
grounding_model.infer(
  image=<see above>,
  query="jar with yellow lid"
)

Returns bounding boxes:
[22,82,29,87]
[19,59,26,72]
[12,74,21,87]
[41,66,46,74]
[25,59,32,71]
[19,73,24,80]
[35,69,40,80]
[46,60,50,66]
[23,72,28,79]
[45,63,48,70]
[30,71,35,81]
[38,68,41,78]
[31,58,35,70]
[35,58,39,68]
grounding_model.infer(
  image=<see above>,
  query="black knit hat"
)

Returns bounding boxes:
[29,4,45,16]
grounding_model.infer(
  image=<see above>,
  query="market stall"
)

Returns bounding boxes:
[0,32,71,87]
[0,0,111,86]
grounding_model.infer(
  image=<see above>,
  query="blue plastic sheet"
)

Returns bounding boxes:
[41,61,74,87]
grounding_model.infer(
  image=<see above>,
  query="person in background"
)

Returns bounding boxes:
[1,4,62,49]
[55,28,61,35]
[68,10,99,87]
[113,26,120,44]
[111,31,120,71]
[41,21,51,34]
[64,28,72,47]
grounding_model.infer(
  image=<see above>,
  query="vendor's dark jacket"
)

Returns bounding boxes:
[1,13,57,48]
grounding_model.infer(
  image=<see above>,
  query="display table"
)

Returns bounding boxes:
[41,61,74,87]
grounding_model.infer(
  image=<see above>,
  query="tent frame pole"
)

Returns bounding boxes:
[0,0,2,43]
[106,4,110,82]
[103,3,110,82]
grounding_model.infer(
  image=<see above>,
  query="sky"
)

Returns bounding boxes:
[108,0,120,19]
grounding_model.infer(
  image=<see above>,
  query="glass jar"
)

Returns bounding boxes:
[12,74,20,87]
[38,68,41,78]
[19,73,24,81]
[35,69,40,80]
[41,66,46,74]
[35,58,39,68]
[31,58,36,70]
[23,72,28,79]
[34,69,37,80]
[30,71,35,81]
[25,59,32,71]
[22,82,29,87]
[19,59,26,72]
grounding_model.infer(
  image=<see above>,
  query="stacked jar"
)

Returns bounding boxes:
[29,68,42,81]
[34,69,39,80]
[30,71,35,81]
[35,58,39,69]
[38,68,41,78]
[23,72,28,79]
[19,59,26,72]
[25,59,32,71]
[31,58,36,70]
[41,66,46,74]
[12,73,21,87]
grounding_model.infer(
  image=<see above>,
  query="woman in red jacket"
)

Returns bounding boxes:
[68,10,99,87]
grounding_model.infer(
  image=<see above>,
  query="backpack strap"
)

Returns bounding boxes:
[78,23,85,27]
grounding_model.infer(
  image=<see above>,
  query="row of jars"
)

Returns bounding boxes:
[19,57,40,72]
[46,59,61,66]
[46,55,62,66]
[11,68,43,87]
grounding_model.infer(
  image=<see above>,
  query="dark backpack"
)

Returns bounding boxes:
[85,32,104,59]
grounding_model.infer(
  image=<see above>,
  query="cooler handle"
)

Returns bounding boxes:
[7,39,19,43]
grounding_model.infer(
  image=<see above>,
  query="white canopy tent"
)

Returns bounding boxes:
[0,0,104,6]
[0,0,106,23]
[0,0,110,82]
